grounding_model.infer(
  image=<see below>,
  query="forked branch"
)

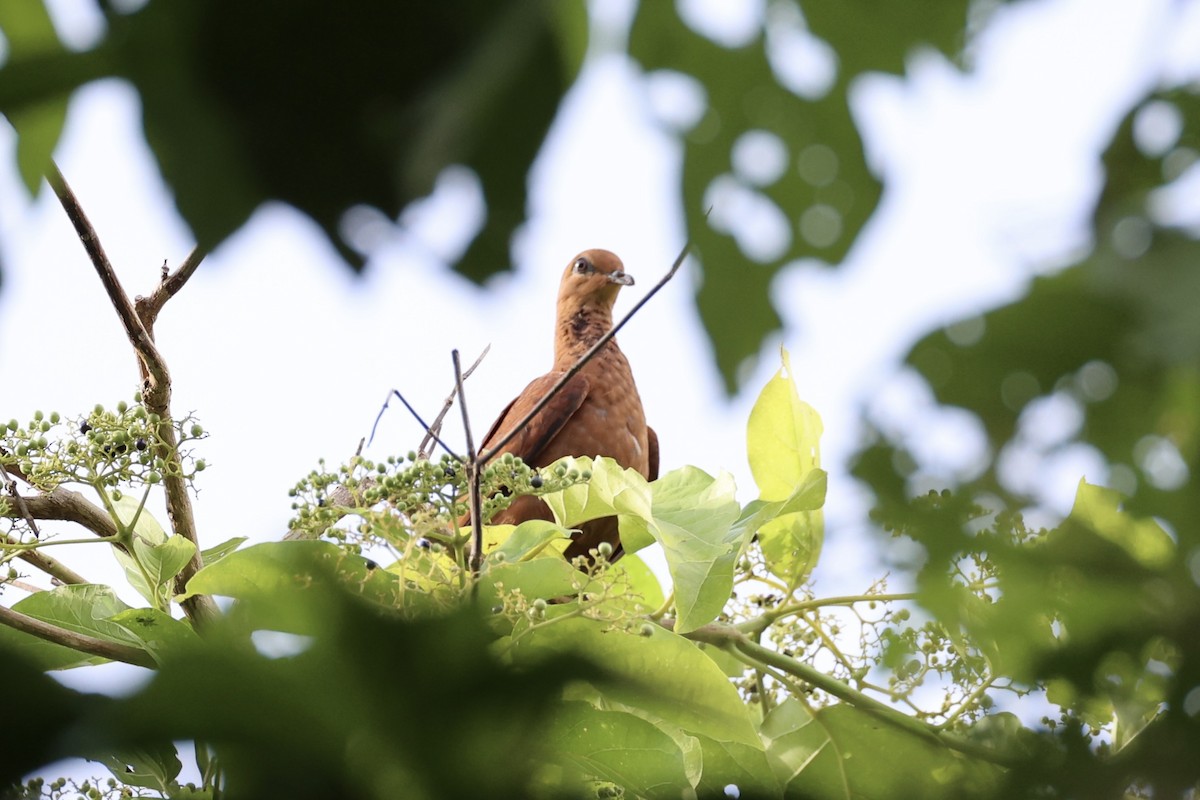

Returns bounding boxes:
[47,164,218,627]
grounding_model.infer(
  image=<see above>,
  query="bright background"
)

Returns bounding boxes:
[2,0,1199,696]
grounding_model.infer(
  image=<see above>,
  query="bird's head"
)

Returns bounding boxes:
[557,249,634,312]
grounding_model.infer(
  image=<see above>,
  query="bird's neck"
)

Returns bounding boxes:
[554,303,615,367]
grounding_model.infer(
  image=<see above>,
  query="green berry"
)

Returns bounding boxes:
[117,401,128,413]
[190,423,204,437]
[147,471,161,484]
[7,419,17,431]
[33,410,43,421]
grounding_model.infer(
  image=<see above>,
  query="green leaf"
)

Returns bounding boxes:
[762,699,1000,800]
[648,466,741,633]
[608,552,665,614]
[541,455,653,537]
[550,701,691,798]
[693,733,781,799]
[200,535,249,565]
[109,492,169,543]
[136,534,197,591]
[747,348,823,502]
[0,585,155,669]
[476,557,581,614]
[1068,480,1174,569]
[745,348,827,586]
[94,743,182,792]
[543,458,740,632]
[181,540,416,631]
[108,607,200,663]
[507,616,762,749]
[0,0,71,194]
[487,519,567,563]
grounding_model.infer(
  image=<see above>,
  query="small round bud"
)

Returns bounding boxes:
[49,411,60,424]
[147,471,162,484]
[597,541,613,558]
[190,423,204,437]
[532,598,548,612]
[117,401,128,413]
[93,404,104,415]
[7,419,17,431]
[581,470,592,480]
[195,460,206,471]
[33,410,44,421]
[639,623,656,637]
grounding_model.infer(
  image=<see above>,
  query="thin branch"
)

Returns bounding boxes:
[3,532,89,585]
[0,603,156,669]
[480,242,689,463]
[453,350,485,575]
[47,162,170,396]
[1,461,40,538]
[48,163,218,627]
[135,246,206,335]
[369,390,460,459]
[419,344,490,459]
[683,622,1022,767]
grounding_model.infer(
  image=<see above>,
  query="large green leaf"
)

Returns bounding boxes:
[541,456,741,632]
[506,615,762,749]
[181,540,423,629]
[745,348,826,586]
[0,584,185,669]
[549,701,692,798]
[628,1,976,389]
[762,698,1000,800]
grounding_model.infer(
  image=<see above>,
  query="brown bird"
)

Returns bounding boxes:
[476,249,658,562]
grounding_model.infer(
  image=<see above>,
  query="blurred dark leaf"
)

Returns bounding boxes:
[5,548,594,800]
[0,0,583,280]
[900,88,1200,531]
[628,0,976,390]
[0,0,71,197]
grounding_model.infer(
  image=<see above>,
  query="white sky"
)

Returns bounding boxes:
[3,0,1200,711]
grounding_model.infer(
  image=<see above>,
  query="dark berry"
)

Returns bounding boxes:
[530,474,543,489]
[135,438,147,451]
[80,421,92,434]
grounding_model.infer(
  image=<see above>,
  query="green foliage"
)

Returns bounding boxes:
[0,0,583,277]
[627,1,979,387]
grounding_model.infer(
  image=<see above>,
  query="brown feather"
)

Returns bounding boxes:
[478,249,654,564]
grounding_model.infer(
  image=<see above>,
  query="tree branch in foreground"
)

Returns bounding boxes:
[680,620,1023,768]
[47,163,218,627]
[0,603,155,669]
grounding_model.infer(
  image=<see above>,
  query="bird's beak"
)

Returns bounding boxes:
[608,271,634,286]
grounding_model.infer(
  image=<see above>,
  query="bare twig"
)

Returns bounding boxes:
[135,245,206,334]
[47,163,218,627]
[0,461,41,538]
[369,390,460,459]
[47,163,170,396]
[452,350,485,575]
[0,603,156,669]
[419,344,490,459]
[479,242,689,463]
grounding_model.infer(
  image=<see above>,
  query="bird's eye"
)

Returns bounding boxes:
[573,258,590,274]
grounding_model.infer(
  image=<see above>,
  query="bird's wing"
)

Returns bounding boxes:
[647,426,660,481]
[479,372,591,465]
